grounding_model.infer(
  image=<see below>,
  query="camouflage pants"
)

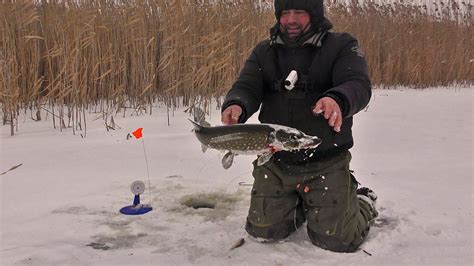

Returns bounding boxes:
[245,151,375,252]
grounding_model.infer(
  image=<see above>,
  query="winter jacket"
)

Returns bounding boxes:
[222,31,371,164]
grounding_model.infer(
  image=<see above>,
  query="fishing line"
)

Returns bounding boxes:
[193,152,220,192]
[140,137,153,206]
[225,170,253,193]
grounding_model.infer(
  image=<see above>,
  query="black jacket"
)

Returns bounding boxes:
[222,31,371,163]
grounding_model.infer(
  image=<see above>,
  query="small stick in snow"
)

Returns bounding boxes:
[363,249,372,256]
[0,163,23,176]
[238,182,253,187]
[230,238,245,250]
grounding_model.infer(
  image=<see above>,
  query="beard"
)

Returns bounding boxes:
[278,23,315,48]
[281,23,310,39]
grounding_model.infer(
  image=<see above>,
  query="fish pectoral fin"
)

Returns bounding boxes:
[257,152,273,166]
[201,144,208,153]
[222,151,235,169]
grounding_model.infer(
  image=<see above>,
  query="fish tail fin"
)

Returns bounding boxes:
[188,118,202,131]
[188,119,208,153]
[192,107,211,127]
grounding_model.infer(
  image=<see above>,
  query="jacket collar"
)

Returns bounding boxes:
[271,31,326,48]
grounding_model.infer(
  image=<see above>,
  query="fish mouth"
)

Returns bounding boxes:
[302,138,322,148]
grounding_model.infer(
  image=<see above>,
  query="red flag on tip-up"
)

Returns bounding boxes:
[132,128,143,139]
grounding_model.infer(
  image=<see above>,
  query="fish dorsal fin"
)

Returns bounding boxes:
[257,152,273,166]
[222,151,235,169]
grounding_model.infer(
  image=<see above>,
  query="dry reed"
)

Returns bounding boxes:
[1,0,472,135]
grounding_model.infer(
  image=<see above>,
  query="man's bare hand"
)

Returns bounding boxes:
[221,105,242,125]
[312,97,342,132]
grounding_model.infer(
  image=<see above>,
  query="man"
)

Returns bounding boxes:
[220,0,378,252]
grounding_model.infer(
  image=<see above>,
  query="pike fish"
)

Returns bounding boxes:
[189,108,322,169]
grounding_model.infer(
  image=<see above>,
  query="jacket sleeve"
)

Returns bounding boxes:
[326,34,372,118]
[221,44,265,123]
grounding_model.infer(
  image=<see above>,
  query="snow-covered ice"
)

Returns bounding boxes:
[0,88,472,265]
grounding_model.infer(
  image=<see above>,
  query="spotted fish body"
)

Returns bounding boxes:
[189,109,322,169]
[194,123,277,153]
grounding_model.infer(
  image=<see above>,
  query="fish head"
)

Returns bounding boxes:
[273,128,322,151]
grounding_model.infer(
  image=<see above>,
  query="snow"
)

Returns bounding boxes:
[1,87,473,265]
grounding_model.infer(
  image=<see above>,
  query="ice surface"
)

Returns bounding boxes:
[0,87,472,265]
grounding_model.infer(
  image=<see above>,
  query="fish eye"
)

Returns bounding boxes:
[290,134,299,141]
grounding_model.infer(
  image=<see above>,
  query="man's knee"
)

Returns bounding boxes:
[246,195,305,241]
[307,228,362,252]
[304,192,367,252]
[305,205,369,252]
[245,219,302,241]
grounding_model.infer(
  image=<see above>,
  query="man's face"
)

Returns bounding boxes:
[279,9,311,39]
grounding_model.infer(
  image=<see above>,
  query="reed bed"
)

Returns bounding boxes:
[1,0,472,135]
[329,0,473,87]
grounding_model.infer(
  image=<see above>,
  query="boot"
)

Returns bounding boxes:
[357,187,378,219]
